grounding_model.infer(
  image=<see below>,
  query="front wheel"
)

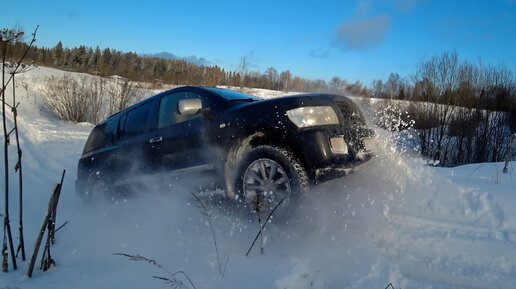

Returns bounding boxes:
[234,145,309,210]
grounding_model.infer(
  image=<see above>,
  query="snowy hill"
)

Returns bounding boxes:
[2,67,516,289]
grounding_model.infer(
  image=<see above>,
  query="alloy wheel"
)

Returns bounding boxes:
[242,158,291,206]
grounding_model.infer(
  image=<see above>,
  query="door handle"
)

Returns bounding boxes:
[149,136,163,144]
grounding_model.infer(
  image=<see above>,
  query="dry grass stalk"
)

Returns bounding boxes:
[190,191,228,277]
[114,253,197,289]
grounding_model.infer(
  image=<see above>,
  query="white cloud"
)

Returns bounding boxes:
[335,13,391,50]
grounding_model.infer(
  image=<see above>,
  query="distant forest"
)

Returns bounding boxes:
[1,41,370,95]
[2,40,515,118]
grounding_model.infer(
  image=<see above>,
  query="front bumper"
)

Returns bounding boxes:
[294,128,376,184]
[314,152,373,183]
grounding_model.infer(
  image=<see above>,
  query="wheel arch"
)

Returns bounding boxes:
[224,128,310,199]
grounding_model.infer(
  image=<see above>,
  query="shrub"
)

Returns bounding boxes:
[43,74,105,124]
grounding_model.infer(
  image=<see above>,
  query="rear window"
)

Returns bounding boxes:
[83,118,116,153]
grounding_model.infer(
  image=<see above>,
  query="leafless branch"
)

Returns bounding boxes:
[1,26,38,95]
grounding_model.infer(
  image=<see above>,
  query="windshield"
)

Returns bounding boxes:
[203,87,261,101]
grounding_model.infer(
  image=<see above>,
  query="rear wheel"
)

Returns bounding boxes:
[82,171,112,200]
[234,145,309,211]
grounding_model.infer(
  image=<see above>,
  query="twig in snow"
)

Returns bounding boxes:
[55,221,69,232]
[467,164,483,180]
[27,171,65,277]
[385,283,401,289]
[256,194,264,255]
[245,195,287,256]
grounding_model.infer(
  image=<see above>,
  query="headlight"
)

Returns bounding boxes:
[286,106,339,128]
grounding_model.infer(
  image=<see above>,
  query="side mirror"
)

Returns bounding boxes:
[178,98,202,115]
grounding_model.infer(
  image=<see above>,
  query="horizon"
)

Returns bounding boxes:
[3,0,516,85]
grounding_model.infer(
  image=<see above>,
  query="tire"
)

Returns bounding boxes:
[83,171,112,200]
[234,145,309,210]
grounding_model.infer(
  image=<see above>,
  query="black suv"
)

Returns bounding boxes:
[76,86,375,204]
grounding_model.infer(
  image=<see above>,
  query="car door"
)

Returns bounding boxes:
[112,99,158,179]
[150,90,208,171]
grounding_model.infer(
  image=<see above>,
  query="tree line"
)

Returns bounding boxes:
[1,41,369,94]
[371,51,516,166]
[2,41,515,113]
[371,51,516,115]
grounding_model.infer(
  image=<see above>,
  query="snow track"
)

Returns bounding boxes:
[377,213,516,288]
[388,214,516,245]
[369,156,516,289]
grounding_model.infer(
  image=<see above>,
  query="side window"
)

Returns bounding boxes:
[119,101,155,139]
[158,92,202,128]
[83,118,116,153]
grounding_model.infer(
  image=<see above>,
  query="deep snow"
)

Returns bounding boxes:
[1,67,515,289]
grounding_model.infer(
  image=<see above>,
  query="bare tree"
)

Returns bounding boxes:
[330,76,342,93]
[380,51,516,166]
[1,25,38,272]
[386,73,401,99]
[280,70,292,92]
[4,62,35,262]
[264,67,278,90]
[238,56,248,90]
[371,79,384,98]
[412,51,462,164]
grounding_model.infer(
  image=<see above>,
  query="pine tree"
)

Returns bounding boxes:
[52,41,63,66]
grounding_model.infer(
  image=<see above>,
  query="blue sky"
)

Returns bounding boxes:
[3,0,516,85]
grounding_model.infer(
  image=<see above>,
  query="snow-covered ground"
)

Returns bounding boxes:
[2,67,516,289]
